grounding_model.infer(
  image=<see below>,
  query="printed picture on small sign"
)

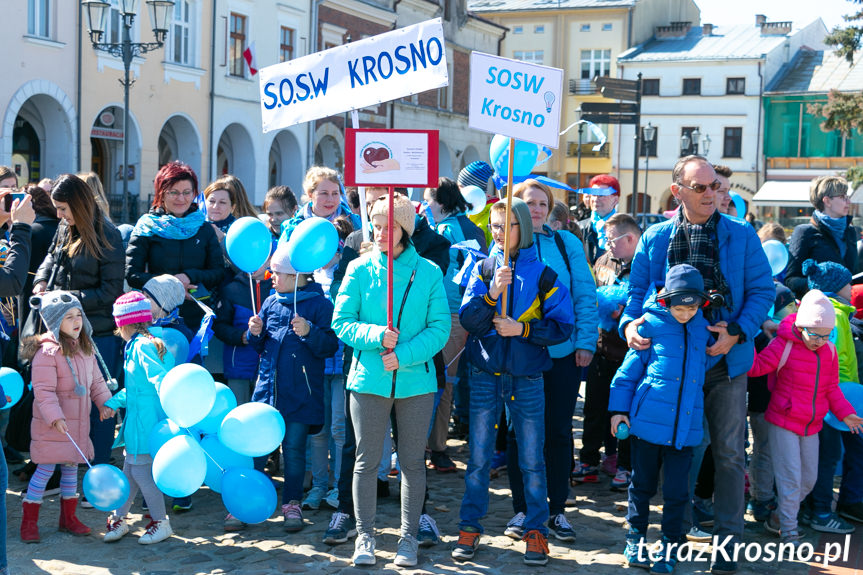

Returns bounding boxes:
[344,129,439,188]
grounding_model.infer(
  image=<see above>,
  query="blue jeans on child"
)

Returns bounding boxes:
[628,436,693,540]
[284,421,313,503]
[459,369,548,535]
[807,424,843,515]
[840,432,863,505]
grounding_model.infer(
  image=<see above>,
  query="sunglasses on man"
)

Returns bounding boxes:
[676,180,721,194]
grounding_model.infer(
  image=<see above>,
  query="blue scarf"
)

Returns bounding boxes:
[814,210,848,258]
[591,208,616,251]
[133,210,206,240]
[152,308,180,328]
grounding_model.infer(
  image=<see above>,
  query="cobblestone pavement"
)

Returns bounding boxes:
[2,405,850,575]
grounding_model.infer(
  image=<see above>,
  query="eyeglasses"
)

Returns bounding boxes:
[801,327,831,342]
[606,232,633,246]
[165,190,194,198]
[827,194,850,202]
[676,180,721,194]
[488,222,520,233]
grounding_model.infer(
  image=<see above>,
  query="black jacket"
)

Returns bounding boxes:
[577,217,604,266]
[34,220,125,337]
[785,215,858,299]
[125,207,225,331]
[0,223,32,298]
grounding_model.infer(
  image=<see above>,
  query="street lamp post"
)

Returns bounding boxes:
[702,134,711,158]
[641,122,656,229]
[82,0,173,222]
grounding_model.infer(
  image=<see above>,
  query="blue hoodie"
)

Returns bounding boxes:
[460,244,574,377]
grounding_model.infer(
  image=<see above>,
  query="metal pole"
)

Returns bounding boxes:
[576,123,583,191]
[642,154,649,228]
[630,73,642,218]
[122,15,132,222]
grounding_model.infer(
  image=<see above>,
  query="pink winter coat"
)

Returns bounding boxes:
[749,314,855,437]
[29,335,112,464]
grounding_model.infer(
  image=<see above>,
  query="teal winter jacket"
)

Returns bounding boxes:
[332,244,450,399]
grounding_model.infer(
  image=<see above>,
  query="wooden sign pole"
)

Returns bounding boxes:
[500,137,516,318]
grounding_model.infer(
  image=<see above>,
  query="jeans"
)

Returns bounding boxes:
[453,357,470,423]
[684,415,710,530]
[580,353,621,466]
[284,421,312,503]
[91,335,123,465]
[459,369,548,535]
[309,375,337,491]
[703,362,747,543]
[628,436,693,540]
[840,432,863,505]
[507,354,579,516]
[748,411,775,502]
[806,424,843,515]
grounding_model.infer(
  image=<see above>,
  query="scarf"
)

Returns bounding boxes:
[814,210,848,258]
[132,209,206,240]
[152,308,181,328]
[667,209,731,311]
[209,214,236,234]
[591,208,616,251]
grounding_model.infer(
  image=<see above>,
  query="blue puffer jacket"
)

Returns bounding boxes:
[460,244,575,376]
[533,226,599,356]
[620,214,774,378]
[435,213,468,315]
[249,283,339,426]
[609,292,711,449]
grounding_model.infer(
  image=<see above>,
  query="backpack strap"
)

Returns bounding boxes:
[552,231,571,275]
[776,339,793,372]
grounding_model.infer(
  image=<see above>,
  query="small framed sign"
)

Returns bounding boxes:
[344,129,439,188]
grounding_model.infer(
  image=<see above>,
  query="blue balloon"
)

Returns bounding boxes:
[200,434,253,493]
[159,363,216,428]
[148,418,185,458]
[825,382,863,432]
[615,422,630,440]
[83,464,130,512]
[160,328,190,364]
[489,134,539,179]
[0,367,24,410]
[196,383,238,436]
[221,468,277,524]
[226,216,273,273]
[219,402,286,457]
[285,217,339,273]
[153,434,207,498]
[762,240,789,277]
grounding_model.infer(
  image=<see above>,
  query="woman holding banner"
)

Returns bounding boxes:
[332,193,450,568]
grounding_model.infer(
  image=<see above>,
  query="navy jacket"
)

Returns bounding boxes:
[785,216,858,299]
[214,271,272,380]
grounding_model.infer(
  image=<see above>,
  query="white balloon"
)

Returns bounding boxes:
[461,185,487,216]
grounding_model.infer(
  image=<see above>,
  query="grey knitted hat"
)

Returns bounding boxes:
[143,274,186,314]
[31,290,91,340]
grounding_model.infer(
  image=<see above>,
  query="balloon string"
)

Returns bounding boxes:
[65,431,93,469]
[248,274,257,317]
[183,427,226,473]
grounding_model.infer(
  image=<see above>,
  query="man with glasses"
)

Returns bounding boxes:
[619,155,774,575]
[577,174,621,265]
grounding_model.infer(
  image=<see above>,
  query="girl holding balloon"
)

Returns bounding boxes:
[100,291,176,545]
[19,291,113,543]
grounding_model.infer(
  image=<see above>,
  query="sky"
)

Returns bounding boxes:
[696,0,856,31]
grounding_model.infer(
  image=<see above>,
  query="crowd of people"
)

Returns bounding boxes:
[0,154,860,575]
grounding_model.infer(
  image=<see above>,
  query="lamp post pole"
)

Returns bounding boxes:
[642,122,655,229]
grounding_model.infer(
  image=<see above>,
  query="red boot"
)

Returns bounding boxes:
[59,496,91,536]
[21,500,41,543]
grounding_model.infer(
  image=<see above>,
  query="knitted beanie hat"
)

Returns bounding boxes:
[32,290,91,340]
[803,258,852,295]
[796,289,836,330]
[113,291,153,327]
[369,193,416,237]
[457,161,494,191]
[142,274,186,314]
[270,242,297,274]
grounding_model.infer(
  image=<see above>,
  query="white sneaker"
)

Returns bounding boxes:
[103,516,129,543]
[504,511,526,540]
[686,525,712,543]
[352,532,376,566]
[324,487,339,510]
[138,518,173,544]
[394,534,419,567]
[302,486,327,510]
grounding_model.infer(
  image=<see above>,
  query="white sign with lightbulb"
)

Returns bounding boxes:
[468,52,563,149]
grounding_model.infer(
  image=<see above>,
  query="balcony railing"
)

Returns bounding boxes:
[569,79,598,95]
[767,157,863,170]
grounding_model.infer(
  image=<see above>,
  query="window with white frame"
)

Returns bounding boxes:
[513,50,544,64]
[513,25,523,34]
[580,23,590,32]
[169,0,192,65]
[28,0,50,37]
[229,12,247,77]
[580,49,611,79]
[602,23,613,31]
[534,24,545,33]
[280,26,295,62]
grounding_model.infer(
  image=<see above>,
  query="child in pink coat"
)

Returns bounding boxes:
[19,291,113,543]
[749,289,863,545]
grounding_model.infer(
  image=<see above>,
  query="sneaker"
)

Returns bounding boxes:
[838,501,863,524]
[693,497,714,528]
[763,512,781,536]
[810,512,855,534]
[282,501,304,532]
[601,453,618,476]
[394,534,419,567]
[417,513,441,547]
[798,506,812,527]
[504,512,526,539]
[172,496,192,513]
[571,463,599,484]
[80,494,94,509]
[103,516,129,543]
[624,531,651,569]
[548,514,576,542]
[323,511,356,545]
[324,488,339,510]
[522,529,549,566]
[377,478,390,498]
[780,532,802,548]
[223,513,246,532]
[138,518,172,545]
[747,498,775,522]
[352,532,376,566]
[611,468,631,491]
[452,527,481,561]
[686,525,712,543]
[649,536,678,574]
[710,558,737,575]
[429,450,456,473]
[301,486,327,510]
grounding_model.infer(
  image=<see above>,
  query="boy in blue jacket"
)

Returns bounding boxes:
[248,243,339,533]
[453,198,574,566]
[609,264,712,573]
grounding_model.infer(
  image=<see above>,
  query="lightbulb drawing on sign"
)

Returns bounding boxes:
[543,91,555,113]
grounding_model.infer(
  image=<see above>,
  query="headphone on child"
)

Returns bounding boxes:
[657,289,725,310]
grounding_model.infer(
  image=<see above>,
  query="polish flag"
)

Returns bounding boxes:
[243,41,257,75]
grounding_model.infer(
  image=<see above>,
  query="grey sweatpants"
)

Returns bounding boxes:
[767,422,818,536]
[350,390,434,538]
[115,453,167,521]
